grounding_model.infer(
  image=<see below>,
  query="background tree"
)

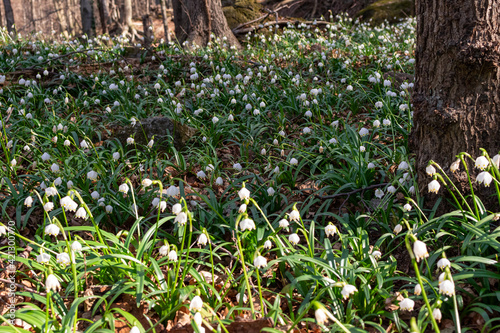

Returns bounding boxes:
[3,0,15,33]
[97,0,110,34]
[172,0,240,49]
[81,0,94,36]
[411,0,500,207]
[159,0,170,43]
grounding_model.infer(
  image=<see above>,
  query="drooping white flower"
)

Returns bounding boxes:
[289,209,300,222]
[113,152,120,160]
[398,161,409,171]
[44,202,54,212]
[428,180,440,193]
[0,226,6,236]
[197,170,207,179]
[373,120,381,128]
[24,196,34,207]
[198,233,208,246]
[87,170,98,181]
[56,253,70,266]
[375,189,384,199]
[37,253,50,263]
[403,203,412,212]
[174,212,188,225]
[233,163,242,171]
[450,159,460,173]
[325,224,337,237]
[383,119,391,126]
[75,207,88,220]
[413,240,429,262]
[387,185,397,194]
[45,274,61,292]
[238,187,250,201]
[290,158,298,165]
[439,279,455,296]
[360,146,366,152]
[437,258,451,270]
[236,293,248,304]
[168,250,178,261]
[426,165,436,176]
[45,187,58,197]
[253,255,267,269]
[71,241,82,252]
[414,284,422,295]
[433,308,442,322]
[41,152,51,161]
[372,251,382,259]
[477,171,493,187]
[475,156,489,170]
[119,183,129,194]
[159,245,169,256]
[279,219,289,229]
[166,185,179,197]
[60,196,78,212]
[240,218,256,231]
[130,327,140,333]
[215,177,223,186]
[267,187,275,196]
[359,127,369,137]
[393,224,403,235]
[399,298,414,311]
[91,191,100,200]
[238,204,247,213]
[142,178,153,187]
[190,296,203,312]
[315,308,328,325]
[263,240,272,250]
[341,284,358,299]
[172,203,182,215]
[288,233,300,245]
[105,205,113,213]
[492,154,500,168]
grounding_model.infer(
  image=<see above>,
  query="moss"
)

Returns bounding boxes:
[357,0,414,25]
[223,0,262,29]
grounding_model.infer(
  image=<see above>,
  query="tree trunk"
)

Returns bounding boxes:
[159,0,170,42]
[410,0,500,209]
[97,0,110,33]
[81,0,94,36]
[172,0,240,49]
[3,0,15,33]
[121,0,137,40]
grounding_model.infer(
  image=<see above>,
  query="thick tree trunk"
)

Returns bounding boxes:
[97,0,110,33]
[3,0,15,33]
[410,0,500,209]
[172,0,241,49]
[121,0,137,40]
[159,0,170,42]
[81,0,94,36]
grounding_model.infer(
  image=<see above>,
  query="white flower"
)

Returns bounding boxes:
[41,152,51,161]
[341,284,358,299]
[450,159,460,173]
[263,240,272,250]
[373,120,381,128]
[91,191,100,200]
[477,171,493,187]
[428,180,440,193]
[71,241,82,252]
[253,256,267,269]
[403,203,412,212]
[439,272,446,284]
[426,165,436,176]
[414,284,422,295]
[240,218,256,231]
[198,233,208,246]
[212,116,219,124]
[439,279,455,296]
[398,161,409,171]
[393,224,403,235]
[359,145,366,152]
[60,196,78,212]
[159,245,169,256]
[236,293,248,304]
[238,204,247,213]
[166,185,179,197]
[329,138,338,144]
[45,187,58,197]
[437,258,451,270]
[492,154,500,168]
[197,170,207,179]
[413,240,429,262]
[475,156,489,170]
[233,163,242,171]
[119,183,129,194]
[87,170,98,181]
[174,212,188,225]
[288,233,300,245]
[67,180,74,189]
[433,308,442,322]
[37,253,51,263]
[215,177,223,186]
[168,250,178,261]
[44,202,54,212]
[383,119,391,126]
[387,185,397,194]
[409,186,415,195]
[113,152,120,160]
[24,196,34,207]
[290,158,298,165]
[45,274,61,292]
[359,127,369,137]
[172,203,182,215]
[325,224,336,237]
[142,178,153,187]
[105,205,113,213]
[44,223,60,236]
[279,219,289,229]
[399,298,414,311]
[289,209,300,221]
[372,250,382,259]
[130,327,140,333]
[75,207,88,220]
[375,189,384,199]
[238,187,250,201]
[267,187,275,196]
[80,140,89,149]
[190,296,203,312]
[315,308,328,325]
[56,253,71,266]
[126,137,135,145]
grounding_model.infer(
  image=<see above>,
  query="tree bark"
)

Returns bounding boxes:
[159,0,170,42]
[172,0,241,49]
[410,0,500,209]
[121,0,137,40]
[81,0,94,36]
[97,0,110,33]
[3,0,15,33]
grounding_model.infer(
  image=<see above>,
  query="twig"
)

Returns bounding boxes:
[317,183,388,200]
[0,277,47,296]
